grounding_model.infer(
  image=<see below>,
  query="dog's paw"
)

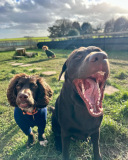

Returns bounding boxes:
[38,133,48,146]
[39,140,48,146]
[27,132,35,147]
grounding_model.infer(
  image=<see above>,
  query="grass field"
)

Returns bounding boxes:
[0,37,51,42]
[0,48,128,160]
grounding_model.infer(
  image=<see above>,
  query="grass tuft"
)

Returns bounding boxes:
[114,71,128,79]
[120,100,128,118]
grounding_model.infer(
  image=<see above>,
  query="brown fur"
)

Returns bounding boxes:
[42,45,48,50]
[52,46,110,160]
[7,73,53,109]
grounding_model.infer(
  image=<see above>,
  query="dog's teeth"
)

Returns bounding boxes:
[97,101,100,105]
[90,108,93,112]
[86,99,90,104]
[89,102,92,106]
[82,83,85,97]
[82,83,85,92]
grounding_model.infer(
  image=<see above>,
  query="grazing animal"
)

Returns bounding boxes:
[52,46,110,160]
[7,73,53,146]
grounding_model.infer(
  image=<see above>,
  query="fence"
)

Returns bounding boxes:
[37,36,128,51]
[0,39,37,51]
[38,31,128,51]
[1,31,128,51]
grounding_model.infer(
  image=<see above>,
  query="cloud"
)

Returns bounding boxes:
[0,0,128,38]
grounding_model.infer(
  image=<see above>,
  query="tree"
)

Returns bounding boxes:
[81,22,93,34]
[72,21,81,32]
[93,23,103,33]
[67,29,79,36]
[48,25,61,38]
[113,17,128,32]
[104,19,114,33]
[48,19,72,38]
[104,17,128,33]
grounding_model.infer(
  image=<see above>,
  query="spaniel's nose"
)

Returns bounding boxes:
[19,93,28,100]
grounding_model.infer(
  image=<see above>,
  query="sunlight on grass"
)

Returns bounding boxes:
[0,49,128,160]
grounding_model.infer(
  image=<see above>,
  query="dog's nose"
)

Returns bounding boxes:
[19,93,28,100]
[89,52,108,62]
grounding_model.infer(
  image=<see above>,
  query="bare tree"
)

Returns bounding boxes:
[93,23,103,33]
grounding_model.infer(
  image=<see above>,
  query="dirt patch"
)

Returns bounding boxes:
[104,85,119,95]
[9,62,15,64]
[42,71,56,76]
[11,63,24,66]
[20,64,32,67]
[13,56,24,59]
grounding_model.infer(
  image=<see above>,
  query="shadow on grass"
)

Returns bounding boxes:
[4,134,61,160]
[110,61,128,66]
[28,58,56,64]
[0,58,13,63]
[0,124,19,150]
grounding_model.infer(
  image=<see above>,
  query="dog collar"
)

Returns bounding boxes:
[20,107,38,115]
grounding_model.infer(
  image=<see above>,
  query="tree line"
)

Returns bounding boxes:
[48,17,128,38]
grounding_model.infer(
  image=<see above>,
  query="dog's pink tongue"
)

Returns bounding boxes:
[84,79,100,106]
[19,103,28,108]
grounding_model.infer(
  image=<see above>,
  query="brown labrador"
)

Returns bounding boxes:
[51,46,110,160]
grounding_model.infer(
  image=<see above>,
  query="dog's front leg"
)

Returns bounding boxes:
[61,130,70,160]
[91,129,102,160]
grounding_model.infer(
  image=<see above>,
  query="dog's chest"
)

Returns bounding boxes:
[59,102,102,136]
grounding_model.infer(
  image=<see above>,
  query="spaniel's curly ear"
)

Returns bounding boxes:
[36,77,53,108]
[7,73,27,107]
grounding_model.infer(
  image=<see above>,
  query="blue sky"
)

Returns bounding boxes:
[0,0,128,39]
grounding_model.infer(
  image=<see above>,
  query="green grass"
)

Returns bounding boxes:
[0,49,128,160]
[0,37,51,42]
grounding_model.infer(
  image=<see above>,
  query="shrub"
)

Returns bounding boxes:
[67,29,79,36]
[11,69,17,74]
[115,71,128,79]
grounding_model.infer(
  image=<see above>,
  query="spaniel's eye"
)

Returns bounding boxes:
[30,83,37,89]
[16,83,22,90]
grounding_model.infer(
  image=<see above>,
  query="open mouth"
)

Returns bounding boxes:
[18,102,34,113]
[73,71,107,117]
[19,102,28,108]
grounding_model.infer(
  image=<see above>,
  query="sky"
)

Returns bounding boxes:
[0,0,128,39]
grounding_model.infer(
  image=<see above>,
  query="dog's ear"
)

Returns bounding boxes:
[58,49,78,81]
[36,78,53,108]
[58,61,67,81]
[7,73,27,107]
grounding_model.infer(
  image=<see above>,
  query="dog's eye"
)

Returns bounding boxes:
[16,83,22,90]
[30,83,37,89]
[74,54,83,60]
